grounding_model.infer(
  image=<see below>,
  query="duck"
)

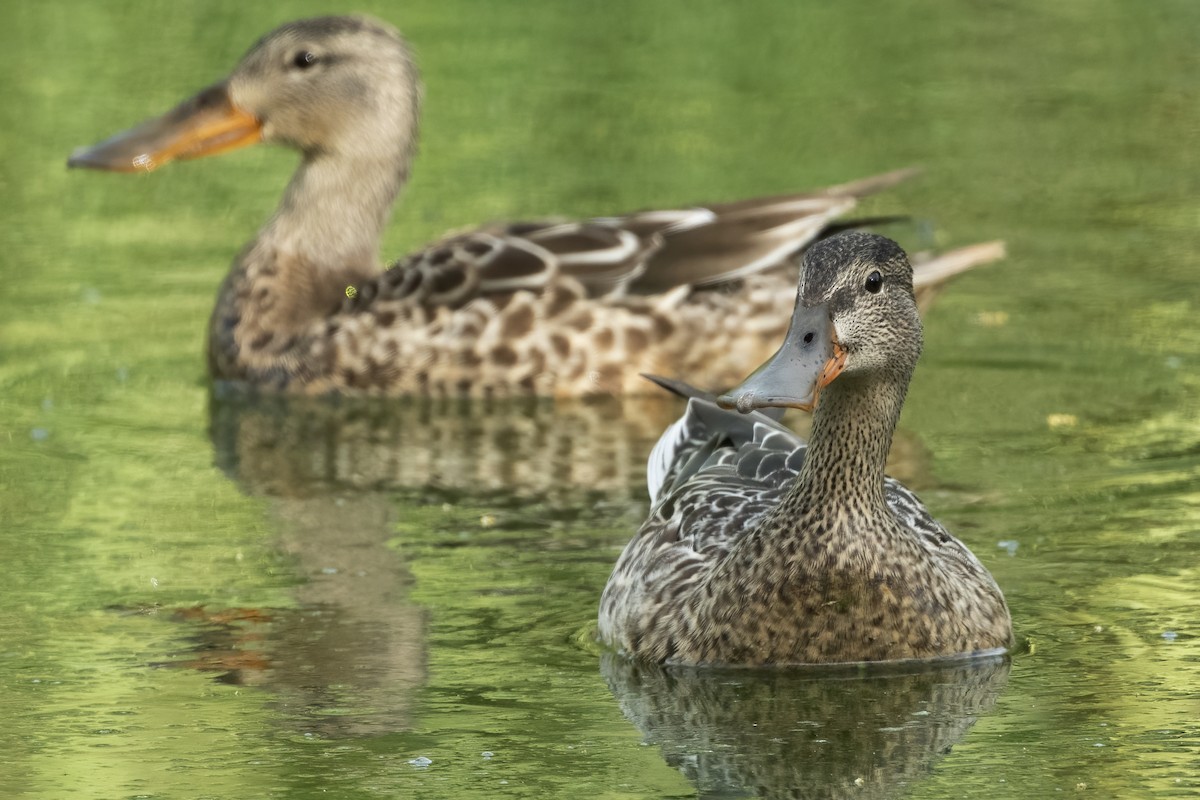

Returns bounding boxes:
[68,15,1002,398]
[598,231,1013,665]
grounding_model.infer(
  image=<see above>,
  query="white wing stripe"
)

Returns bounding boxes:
[646,412,691,505]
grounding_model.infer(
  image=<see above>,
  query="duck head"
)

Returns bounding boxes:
[68,15,421,172]
[718,231,924,412]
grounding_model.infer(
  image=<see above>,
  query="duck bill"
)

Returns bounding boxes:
[67,82,262,173]
[717,304,847,413]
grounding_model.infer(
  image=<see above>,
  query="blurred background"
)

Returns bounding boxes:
[1,1,1197,798]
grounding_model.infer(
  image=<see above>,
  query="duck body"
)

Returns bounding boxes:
[206,196,874,397]
[599,232,1012,665]
[69,16,1001,397]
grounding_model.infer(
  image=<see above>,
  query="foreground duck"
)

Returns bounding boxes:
[69,15,1001,397]
[599,232,1012,664]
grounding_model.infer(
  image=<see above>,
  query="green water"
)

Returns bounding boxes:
[3,0,1198,797]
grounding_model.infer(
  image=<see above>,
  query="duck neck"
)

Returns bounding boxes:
[261,150,406,276]
[221,149,408,328]
[792,370,910,512]
[208,150,409,378]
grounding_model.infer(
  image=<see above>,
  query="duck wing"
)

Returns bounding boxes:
[641,375,784,502]
[641,375,969,564]
[627,168,920,294]
[348,168,923,311]
[347,223,655,311]
[640,383,805,560]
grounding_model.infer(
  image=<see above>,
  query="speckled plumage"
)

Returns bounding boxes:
[599,232,1013,665]
[70,16,1003,397]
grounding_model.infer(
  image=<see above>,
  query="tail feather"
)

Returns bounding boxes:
[912,241,1007,288]
[912,240,1006,313]
[820,167,922,198]
[640,373,713,401]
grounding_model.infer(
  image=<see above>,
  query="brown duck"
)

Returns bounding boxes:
[69,15,1002,397]
[599,231,1013,665]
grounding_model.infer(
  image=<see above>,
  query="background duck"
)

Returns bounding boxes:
[599,232,1013,665]
[69,15,1002,398]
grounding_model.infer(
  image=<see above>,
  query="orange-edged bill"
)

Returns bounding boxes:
[68,82,261,173]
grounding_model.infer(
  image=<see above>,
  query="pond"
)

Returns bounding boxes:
[2,0,1198,797]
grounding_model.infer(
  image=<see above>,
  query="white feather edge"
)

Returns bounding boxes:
[646,408,693,505]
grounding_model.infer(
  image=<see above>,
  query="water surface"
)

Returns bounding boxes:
[2,0,1198,797]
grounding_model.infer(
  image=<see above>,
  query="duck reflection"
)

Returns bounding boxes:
[209,388,680,501]
[162,389,682,737]
[153,489,423,737]
[602,653,1009,799]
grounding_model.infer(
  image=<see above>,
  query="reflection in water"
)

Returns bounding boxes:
[149,492,426,737]
[264,495,425,737]
[200,393,446,737]
[603,654,1010,799]
[208,387,681,501]
[185,389,683,737]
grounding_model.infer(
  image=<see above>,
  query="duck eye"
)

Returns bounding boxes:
[291,51,319,70]
[864,270,883,294]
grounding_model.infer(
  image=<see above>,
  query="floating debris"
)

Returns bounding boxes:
[976,310,1009,327]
